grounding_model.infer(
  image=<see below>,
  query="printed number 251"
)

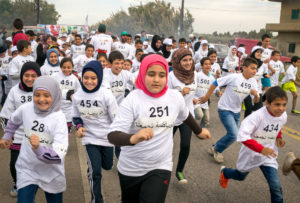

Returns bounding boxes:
[150,106,169,117]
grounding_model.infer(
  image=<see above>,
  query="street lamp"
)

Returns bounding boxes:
[180,0,184,38]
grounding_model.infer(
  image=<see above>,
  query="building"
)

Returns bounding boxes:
[266,0,300,57]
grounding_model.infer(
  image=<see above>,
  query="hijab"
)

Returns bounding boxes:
[151,35,162,53]
[171,48,195,85]
[136,54,169,98]
[19,62,41,92]
[251,46,263,68]
[81,60,103,93]
[227,45,237,61]
[33,76,61,117]
[46,49,60,67]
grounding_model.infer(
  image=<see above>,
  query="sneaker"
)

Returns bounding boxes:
[10,187,17,197]
[219,166,229,188]
[282,152,296,176]
[208,146,224,163]
[176,171,188,184]
[291,109,300,114]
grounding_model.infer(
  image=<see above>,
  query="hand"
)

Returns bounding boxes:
[130,128,154,145]
[30,134,40,151]
[263,58,270,64]
[216,70,221,78]
[193,98,198,105]
[276,138,285,148]
[270,68,276,74]
[250,89,258,98]
[261,147,277,159]
[0,139,10,149]
[199,96,208,104]
[182,87,190,96]
[265,74,270,78]
[76,127,87,138]
[229,68,234,72]
[218,91,223,96]
[197,128,211,140]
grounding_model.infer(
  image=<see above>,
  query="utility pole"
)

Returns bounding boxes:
[35,0,40,25]
[179,0,184,38]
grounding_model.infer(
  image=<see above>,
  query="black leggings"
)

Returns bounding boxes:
[10,149,20,185]
[119,169,171,203]
[173,123,192,172]
[244,94,263,118]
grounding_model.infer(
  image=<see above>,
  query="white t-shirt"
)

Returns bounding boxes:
[109,89,189,176]
[168,71,197,125]
[90,33,113,55]
[71,44,86,59]
[11,102,68,193]
[0,85,33,144]
[102,69,135,105]
[52,71,81,122]
[281,64,298,85]
[72,87,118,146]
[211,63,221,78]
[269,60,285,86]
[40,63,61,76]
[236,106,287,172]
[73,55,94,74]
[222,56,239,77]
[31,40,38,60]
[261,48,272,61]
[194,71,215,109]
[8,55,34,88]
[131,58,141,73]
[113,42,132,59]
[217,73,258,113]
[255,63,269,93]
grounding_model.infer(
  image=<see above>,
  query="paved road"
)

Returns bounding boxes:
[0,93,299,203]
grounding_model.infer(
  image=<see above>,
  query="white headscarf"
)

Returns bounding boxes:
[228,45,237,60]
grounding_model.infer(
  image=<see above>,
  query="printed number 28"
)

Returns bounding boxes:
[31,120,45,132]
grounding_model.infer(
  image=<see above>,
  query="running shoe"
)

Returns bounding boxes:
[10,183,17,197]
[208,146,224,163]
[219,166,229,188]
[291,109,300,114]
[176,171,188,184]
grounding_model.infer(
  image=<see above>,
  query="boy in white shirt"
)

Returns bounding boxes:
[219,86,287,203]
[73,44,95,75]
[90,24,113,56]
[269,51,285,87]
[281,56,300,114]
[200,58,260,163]
[70,34,85,60]
[130,49,143,73]
[103,51,134,105]
[7,40,34,93]
[113,31,132,60]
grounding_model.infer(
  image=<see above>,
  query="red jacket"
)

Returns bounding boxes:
[13,32,29,46]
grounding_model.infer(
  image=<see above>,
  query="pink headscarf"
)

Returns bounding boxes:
[136,54,169,98]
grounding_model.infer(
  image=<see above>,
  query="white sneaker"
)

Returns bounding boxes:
[282,152,296,176]
[208,146,224,163]
[10,188,17,197]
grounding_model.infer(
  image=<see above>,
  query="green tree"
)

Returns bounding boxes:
[0,0,60,29]
[94,0,194,38]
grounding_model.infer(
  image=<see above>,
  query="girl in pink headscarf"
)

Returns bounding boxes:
[108,54,210,203]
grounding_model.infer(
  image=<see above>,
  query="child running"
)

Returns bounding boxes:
[200,58,260,163]
[40,49,61,76]
[73,44,95,76]
[0,76,68,203]
[281,56,300,114]
[53,58,80,133]
[108,54,210,203]
[269,51,285,87]
[219,86,287,203]
[72,60,118,203]
[0,62,41,197]
[221,45,238,77]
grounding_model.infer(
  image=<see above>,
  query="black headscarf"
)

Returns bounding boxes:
[151,35,162,52]
[161,44,171,59]
[19,62,41,92]
[250,49,263,68]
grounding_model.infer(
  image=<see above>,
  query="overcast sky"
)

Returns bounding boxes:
[46,0,281,34]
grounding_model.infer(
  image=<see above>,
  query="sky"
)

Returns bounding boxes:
[46,0,281,34]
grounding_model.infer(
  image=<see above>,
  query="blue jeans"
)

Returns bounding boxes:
[223,166,283,203]
[85,144,114,203]
[17,184,63,203]
[215,109,240,153]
